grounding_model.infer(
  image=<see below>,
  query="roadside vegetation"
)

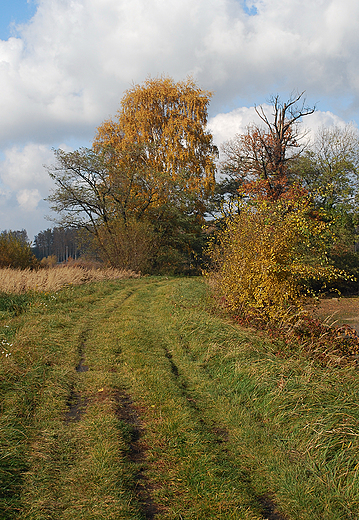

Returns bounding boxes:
[206,92,359,356]
[0,265,139,294]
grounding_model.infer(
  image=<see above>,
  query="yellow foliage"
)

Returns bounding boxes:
[40,255,58,268]
[207,198,351,321]
[0,233,38,269]
[93,76,217,208]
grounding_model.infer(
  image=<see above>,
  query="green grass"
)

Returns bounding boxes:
[0,277,359,519]
[0,292,34,316]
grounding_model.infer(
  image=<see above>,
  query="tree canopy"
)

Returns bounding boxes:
[94,76,217,209]
[47,77,217,272]
[289,124,359,212]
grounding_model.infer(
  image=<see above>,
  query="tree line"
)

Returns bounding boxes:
[0,228,84,268]
[2,78,359,310]
[32,227,83,263]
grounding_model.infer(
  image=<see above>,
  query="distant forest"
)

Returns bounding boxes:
[32,227,83,262]
[0,228,83,264]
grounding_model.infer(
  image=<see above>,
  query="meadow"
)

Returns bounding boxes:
[0,271,358,519]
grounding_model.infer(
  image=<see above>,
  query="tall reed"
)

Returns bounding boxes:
[0,266,139,294]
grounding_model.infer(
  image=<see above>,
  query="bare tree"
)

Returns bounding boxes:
[220,92,315,200]
[254,92,315,177]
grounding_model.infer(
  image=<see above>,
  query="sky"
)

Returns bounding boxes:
[0,0,359,240]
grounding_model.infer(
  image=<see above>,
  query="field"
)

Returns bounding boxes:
[1,274,359,519]
[309,296,359,332]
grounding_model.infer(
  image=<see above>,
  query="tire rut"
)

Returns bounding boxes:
[115,391,164,519]
[64,290,136,425]
[65,330,89,423]
[163,343,289,520]
[258,495,289,520]
[164,346,229,441]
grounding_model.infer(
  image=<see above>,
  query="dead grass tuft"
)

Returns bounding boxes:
[0,266,140,294]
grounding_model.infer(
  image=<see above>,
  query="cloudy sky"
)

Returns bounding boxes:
[0,0,359,240]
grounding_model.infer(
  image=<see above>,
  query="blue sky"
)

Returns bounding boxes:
[0,0,36,40]
[241,1,258,16]
[0,0,359,240]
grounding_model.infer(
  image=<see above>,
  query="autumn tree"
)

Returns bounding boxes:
[219,92,315,202]
[288,124,359,289]
[210,96,359,313]
[46,147,156,271]
[289,124,359,212]
[208,93,357,324]
[47,77,217,273]
[0,230,38,269]
[94,76,217,209]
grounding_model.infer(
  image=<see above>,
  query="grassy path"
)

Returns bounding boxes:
[1,277,359,519]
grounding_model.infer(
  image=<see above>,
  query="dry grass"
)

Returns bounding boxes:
[0,266,140,294]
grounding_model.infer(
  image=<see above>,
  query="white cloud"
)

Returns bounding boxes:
[208,106,352,150]
[208,106,263,147]
[0,0,359,235]
[0,0,358,148]
[0,144,54,235]
[16,188,42,211]
[0,143,54,192]
[300,110,351,143]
